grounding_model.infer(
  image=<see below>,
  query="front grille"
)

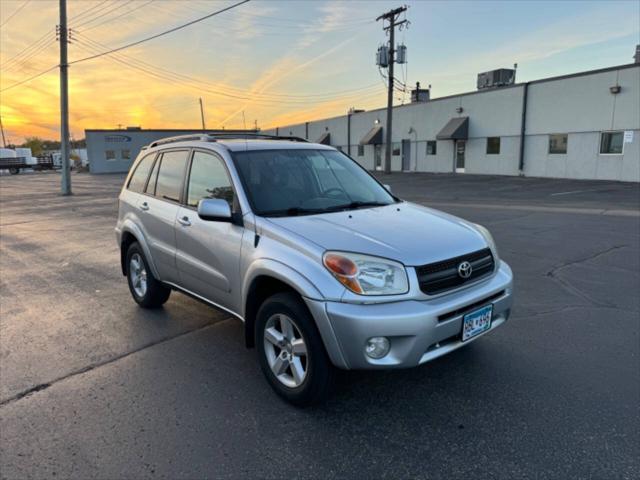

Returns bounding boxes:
[416,248,494,295]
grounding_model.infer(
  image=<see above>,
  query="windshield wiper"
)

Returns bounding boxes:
[324,201,391,212]
[263,206,325,217]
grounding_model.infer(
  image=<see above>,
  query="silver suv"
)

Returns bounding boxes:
[116,134,514,405]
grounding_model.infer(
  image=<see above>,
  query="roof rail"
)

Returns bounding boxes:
[149,134,213,148]
[147,132,308,148]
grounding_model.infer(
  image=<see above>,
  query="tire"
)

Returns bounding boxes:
[256,292,334,406]
[9,167,19,175]
[125,242,171,308]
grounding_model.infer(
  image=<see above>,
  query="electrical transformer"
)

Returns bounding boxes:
[396,44,407,64]
[376,46,389,68]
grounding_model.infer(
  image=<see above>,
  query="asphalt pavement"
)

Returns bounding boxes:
[1,171,638,479]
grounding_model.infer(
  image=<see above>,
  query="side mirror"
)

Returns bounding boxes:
[197,198,232,222]
[383,184,392,193]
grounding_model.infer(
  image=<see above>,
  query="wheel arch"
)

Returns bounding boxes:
[242,260,323,349]
[119,221,160,279]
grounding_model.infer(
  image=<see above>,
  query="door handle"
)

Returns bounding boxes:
[177,216,191,227]
[140,202,149,211]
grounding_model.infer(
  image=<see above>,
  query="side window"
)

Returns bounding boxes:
[357,145,364,157]
[486,137,501,154]
[549,134,568,154]
[145,155,160,195]
[105,150,116,161]
[155,150,188,202]
[187,152,234,208]
[600,131,623,154]
[127,154,155,193]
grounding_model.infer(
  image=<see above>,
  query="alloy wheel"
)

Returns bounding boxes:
[263,313,308,388]
[129,253,148,298]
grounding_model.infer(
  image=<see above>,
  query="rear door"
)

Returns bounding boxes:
[175,150,244,310]
[140,149,189,283]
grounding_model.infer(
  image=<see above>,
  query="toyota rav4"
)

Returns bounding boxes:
[115,134,514,405]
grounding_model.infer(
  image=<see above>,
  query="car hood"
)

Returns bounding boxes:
[265,202,488,266]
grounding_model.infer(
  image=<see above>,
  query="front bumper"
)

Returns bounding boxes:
[305,260,513,370]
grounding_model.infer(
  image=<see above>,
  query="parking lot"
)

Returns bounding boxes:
[1,171,638,479]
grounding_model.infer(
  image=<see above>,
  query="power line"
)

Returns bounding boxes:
[2,38,55,74]
[74,31,382,102]
[1,29,53,69]
[73,38,383,108]
[0,65,58,93]
[68,0,250,66]
[69,0,114,24]
[0,0,30,28]
[78,0,154,32]
[72,0,134,30]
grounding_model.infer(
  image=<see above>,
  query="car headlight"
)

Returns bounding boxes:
[474,223,499,260]
[323,251,409,295]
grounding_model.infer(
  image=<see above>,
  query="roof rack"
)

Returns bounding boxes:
[148,133,308,148]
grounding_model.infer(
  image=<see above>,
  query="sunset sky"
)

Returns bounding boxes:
[1,0,639,144]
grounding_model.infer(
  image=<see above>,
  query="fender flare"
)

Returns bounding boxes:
[119,219,161,280]
[241,258,324,317]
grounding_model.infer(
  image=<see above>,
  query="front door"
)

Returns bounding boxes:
[374,144,383,170]
[401,139,411,171]
[455,140,466,172]
[175,150,244,310]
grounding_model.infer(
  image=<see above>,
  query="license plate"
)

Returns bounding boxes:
[461,304,493,341]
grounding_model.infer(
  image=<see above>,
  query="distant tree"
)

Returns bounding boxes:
[22,136,45,156]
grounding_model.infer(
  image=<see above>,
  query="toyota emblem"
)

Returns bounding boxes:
[457,261,473,279]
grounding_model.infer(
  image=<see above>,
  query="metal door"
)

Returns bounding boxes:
[455,140,466,172]
[374,144,383,170]
[174,150,244,310]
[401,139,411,171]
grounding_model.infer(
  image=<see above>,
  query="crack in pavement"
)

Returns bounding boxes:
[547,245,629,277]
[545,245,629,308]
[0,320,228,408]
[516,304,639,319]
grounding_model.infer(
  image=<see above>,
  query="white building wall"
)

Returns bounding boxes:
[267,64,639,182]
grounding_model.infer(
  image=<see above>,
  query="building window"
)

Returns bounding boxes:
[105,150,116,161]
[392,142,401,156]
[548,134,568,154]
[426,141,437,155]
[121,149,131,160]
[357,145,364,156]
[486,137,500,154]
[600,131,624,155]
[336,146,343,152]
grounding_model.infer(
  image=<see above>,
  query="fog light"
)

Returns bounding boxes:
[365,337,390,359]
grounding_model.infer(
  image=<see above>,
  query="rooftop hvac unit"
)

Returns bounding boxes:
[396,44,407,64]
[376,46,389,67]
[477,68,516,90]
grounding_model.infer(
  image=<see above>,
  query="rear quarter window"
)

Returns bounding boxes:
[127,154,155,193]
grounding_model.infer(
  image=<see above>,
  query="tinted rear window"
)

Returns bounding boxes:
[155,151,188,202]
[127,154,155,193]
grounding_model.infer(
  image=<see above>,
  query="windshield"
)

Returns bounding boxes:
[232,149,396,217]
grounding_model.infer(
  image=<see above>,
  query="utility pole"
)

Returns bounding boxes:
[199,97,206,131]
[377,6,407,174]
[0,116,7,148]
[58,0,71,195]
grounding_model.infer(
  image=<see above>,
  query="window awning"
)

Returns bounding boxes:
[436,117,469,140]
[316,132,331,145]
[360,125,383,145]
